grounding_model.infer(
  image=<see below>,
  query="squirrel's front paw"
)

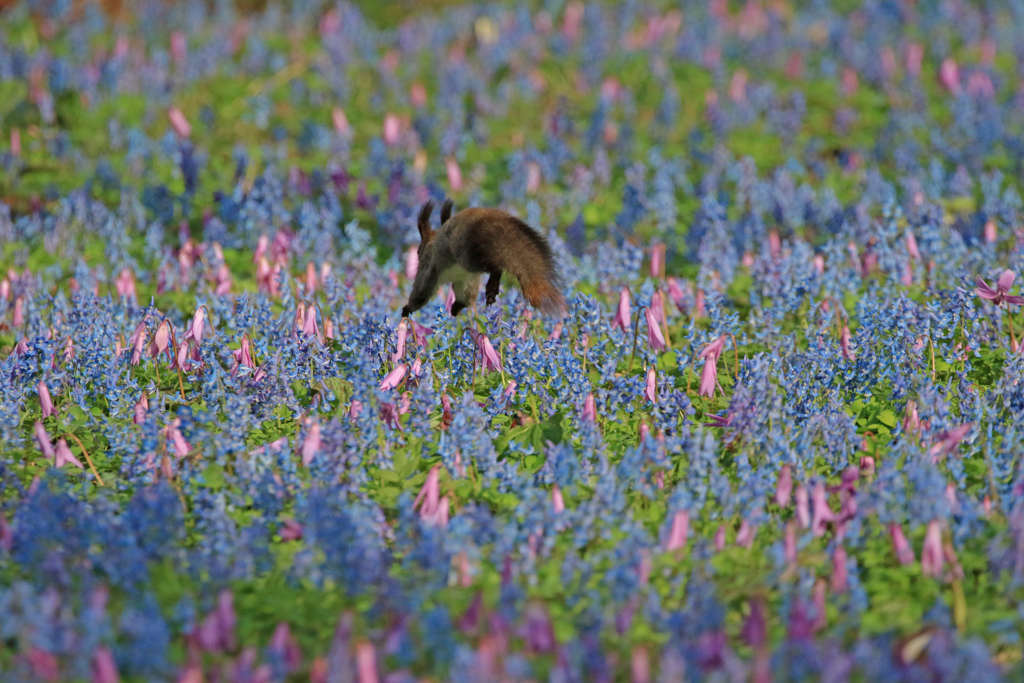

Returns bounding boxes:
[401,306,412,318]
[451,302,465,317]
[485,294,496,306]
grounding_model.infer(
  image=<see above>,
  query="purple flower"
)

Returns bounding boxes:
[921,520,944,578]
[55,438,84,470]
[645,308,666,351]
[664,509,689,551]
[889,523,915,566]
[975,270,1024,306]
[34,421,55,460]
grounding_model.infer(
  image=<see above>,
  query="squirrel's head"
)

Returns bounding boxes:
[416,200,437,259]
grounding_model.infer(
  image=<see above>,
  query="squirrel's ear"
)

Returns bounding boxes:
[417,200,435,242]
[440,198,454,225]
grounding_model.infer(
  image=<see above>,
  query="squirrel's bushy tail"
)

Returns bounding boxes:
[502,216,566,316]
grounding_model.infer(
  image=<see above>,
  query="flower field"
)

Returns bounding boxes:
[3,0,1024,680]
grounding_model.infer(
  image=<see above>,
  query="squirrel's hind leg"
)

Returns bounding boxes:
[485,271,502,306]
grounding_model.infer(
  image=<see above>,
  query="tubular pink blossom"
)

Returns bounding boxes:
[92,646,119,683]
[736,520,756,548]
[666,277,685,310]
[784,522,797,566]
[302,422,321,466]
[831,545,849,592]
[714,524,727,551]
[356,643,380,683]
[889,523,915,566]
[811,483,835,537]
[446,157,463,191]
[38,381,57,418]
[379,364,407,391]
[115,269,136,298]
[444,286,456,315]
[631,646,650,683]
[795,485,810,528]
[552,484,565,514]
[383,113,400,145]
[984,219,997,244]
[13,296,23,327]
[303,305,320,340]
[906,230,921,260]
[939,58,961,94]
[184,307,206,346]
[929,422,973,460]
[414,465,441,520]
[698,356,718,398]
[665,510,689,551]
[650,243,665,278]
[55,439,84,469]
[10,128,20,158]
[233,336,255,372]
[148,321,171,359]
[168,422,192,458]
[582,393,596,422]
[775,465,793,507]
[34,421,55,460]
[332,107,350,135]
[168,107,191,138]
[476,334,503,372]
[613,287,632,331]
[644,308,666,352]
[644,367,657,403]
[526,162,541,194]
[405,246,419,279]
[921,520,944,577]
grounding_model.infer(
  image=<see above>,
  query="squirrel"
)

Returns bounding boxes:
[401,199,565,318]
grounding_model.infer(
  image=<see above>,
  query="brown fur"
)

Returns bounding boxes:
[402,200,566,318]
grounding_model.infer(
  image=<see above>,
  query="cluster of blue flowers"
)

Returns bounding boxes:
[2,0,1024,680]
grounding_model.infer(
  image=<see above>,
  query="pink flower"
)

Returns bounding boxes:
[382,113,400,145]
[301,421,321,466]
[356,641,378,683]
[650,243,665,278]
[476,333,502,372]
[581,393,596,422]
[612,287,632,331]
[697,335,728,398]
[644,308,666,351]
[906,230,921,260]
[34,421,55,460]
[92,646,119,683]
[148,320,171,359]
[115,269,136,298]
[410,82,428,108]
[775,465,793,507]
[889,523,915,566]
[168,107,191,138]
[38,380,57,418]
[302,305,320,341]
[631,646,650,683]
[984,219,998,244]
[332,107,350,136]
[831,545,848,592]
[232,336,256,373]
[929,422,972,460]
[795,485,810,528]
[811,483,834,537]
[183,307,206,346]
[921,520,944,577]
[379,364,407,391]
[644,367,657,403]
[167,421,192,458]
[939,58,961,95]
[279,519,303,542]
[552,484,565,514]
[526,162,541,194]
[840,325,852,360]
[54,438,84,469]
[446,157,464,192]
[665,510,689,551]
[784,522,798,566]
[736,520,757,548]
[10,128,20,158]
[976,270,1024,306]
[405,246,419,279]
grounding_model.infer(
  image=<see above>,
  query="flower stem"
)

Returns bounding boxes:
[627,306,648,374]
[65,433,105,487]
